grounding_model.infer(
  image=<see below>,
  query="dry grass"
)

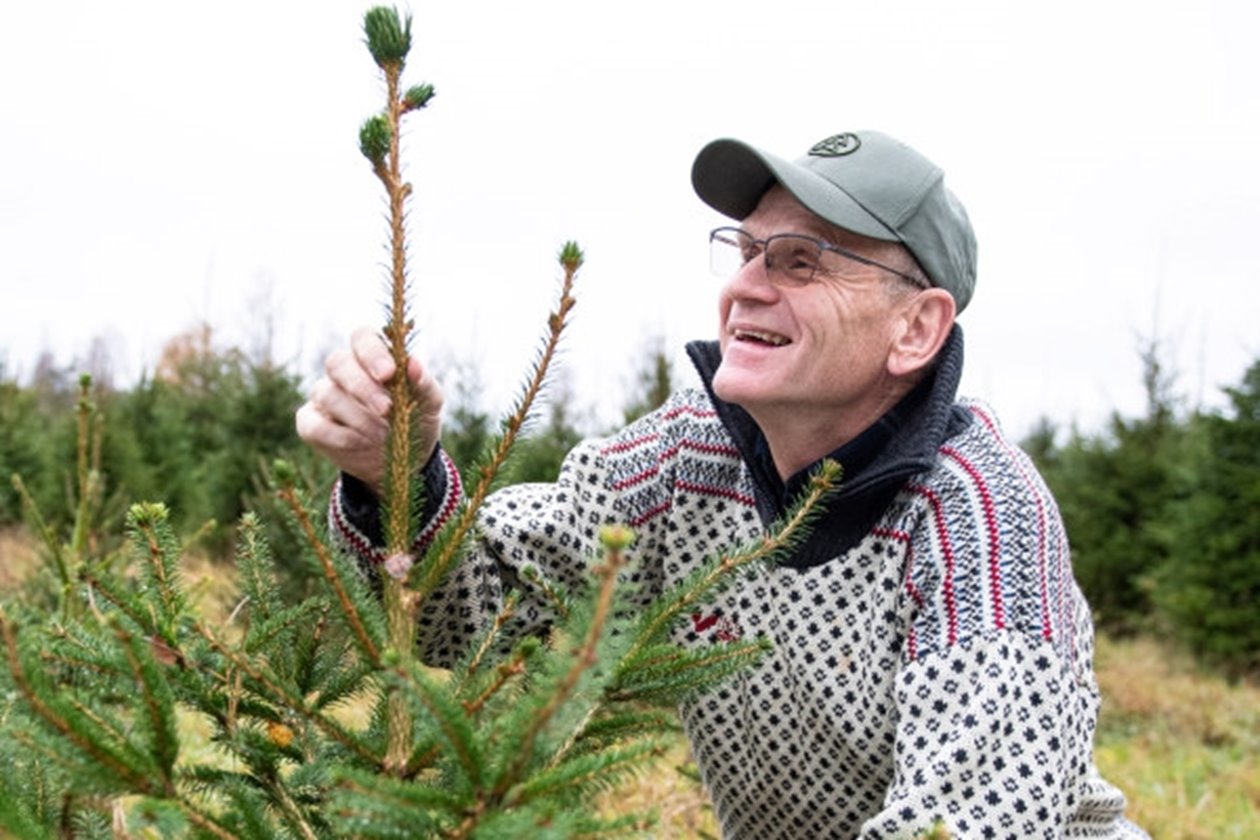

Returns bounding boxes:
[0,526,40,589]
[179,546,245,628]
[0,525,239,619]
[1093,634,1260,839]
[594,739,718,838]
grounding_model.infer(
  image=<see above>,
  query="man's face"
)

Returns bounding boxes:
[712,186,913,426]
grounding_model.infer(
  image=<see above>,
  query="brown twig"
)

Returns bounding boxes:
[461,652,527,718]
[114,623,177,797]
[372,55,419,779]
[460,592,519,683]
[494,535,625,799]
[132,516,181,626]
[275,484,380,665]
[417,256,580,601]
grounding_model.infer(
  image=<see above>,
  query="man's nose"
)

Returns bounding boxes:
[723,253,780,301]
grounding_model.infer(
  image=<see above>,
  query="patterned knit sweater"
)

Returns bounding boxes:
[331,328,1147,839]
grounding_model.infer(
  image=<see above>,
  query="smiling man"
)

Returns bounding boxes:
[709,184,952,479]
[297,130,1148,839]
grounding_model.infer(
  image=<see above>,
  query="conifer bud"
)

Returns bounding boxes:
[128,501,170,528]
[810,458,842,492]
[271,459,298,487]
[404,83,435,111]
[598,524,635,551]
[359,114,391,164]
[558,241,584,272]
[383,552,413,581]
[267,720,295,748]
[363,6,412,69]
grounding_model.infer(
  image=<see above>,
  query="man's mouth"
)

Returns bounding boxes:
[733,329,791,347]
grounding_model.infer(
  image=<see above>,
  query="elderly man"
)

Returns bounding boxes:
[297,130,1147,838]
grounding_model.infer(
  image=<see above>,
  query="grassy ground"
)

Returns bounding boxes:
[1092,635,1260,838]
[0,527,38,590]
[3,528,1256,838]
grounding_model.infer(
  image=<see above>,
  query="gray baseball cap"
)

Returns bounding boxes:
[691,130,977,312]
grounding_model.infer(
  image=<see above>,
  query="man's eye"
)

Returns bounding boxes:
[740,246,762,264]
[783,246,819,271]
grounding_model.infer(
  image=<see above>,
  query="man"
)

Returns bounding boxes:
[297,130,1148,838]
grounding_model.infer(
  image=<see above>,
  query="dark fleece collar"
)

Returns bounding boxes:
[685,325,971,568]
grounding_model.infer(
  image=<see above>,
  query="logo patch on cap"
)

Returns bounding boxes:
[809,133,861,157]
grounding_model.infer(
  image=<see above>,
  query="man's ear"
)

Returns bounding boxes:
[888,289,956,377]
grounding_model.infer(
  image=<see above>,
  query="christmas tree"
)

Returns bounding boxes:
[0,8,838,837]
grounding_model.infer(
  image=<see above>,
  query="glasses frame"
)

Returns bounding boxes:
[709,226,929,289]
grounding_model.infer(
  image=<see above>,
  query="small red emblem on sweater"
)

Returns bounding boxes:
[691,612,739,642]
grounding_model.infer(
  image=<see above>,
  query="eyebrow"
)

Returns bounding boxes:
[741,221,836,243]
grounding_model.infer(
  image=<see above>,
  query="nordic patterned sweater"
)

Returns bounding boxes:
[331,327,1148,840]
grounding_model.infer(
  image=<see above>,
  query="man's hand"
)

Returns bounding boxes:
[296,326,444,496]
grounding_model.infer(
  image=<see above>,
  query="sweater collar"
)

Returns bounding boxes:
[686,325,968,564]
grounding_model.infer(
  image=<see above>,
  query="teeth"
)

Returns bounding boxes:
[736,329,790,346]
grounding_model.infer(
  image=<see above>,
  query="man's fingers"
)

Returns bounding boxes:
[325,346,393,417]
[351,326,396,383]
[408,357,444,415]
[295,402,351,452]
[297,325,444,482]
[296,394,384,448]
[295,400,388,491]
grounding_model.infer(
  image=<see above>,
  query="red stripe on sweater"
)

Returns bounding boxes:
[967,405,1053,642]
[662,405,718,421]
[612,438,739,491]
[601,433,659,456]
[674,479,756,507]
[414,451,463,553]
[941,446,1007,631]
[603,406,721,457]
[612,465,660,491]
[875,525,928,661]
[907,483,959,646]
[630,499,672,527]
[678,439,740,458]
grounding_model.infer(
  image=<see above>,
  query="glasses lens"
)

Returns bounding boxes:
[709,229,825,285]
[764,235,824,285]
[710,228,752,278]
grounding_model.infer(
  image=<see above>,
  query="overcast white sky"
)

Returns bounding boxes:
[2,0,1257,442]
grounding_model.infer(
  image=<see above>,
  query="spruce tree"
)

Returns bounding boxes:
[1154,359,1260,675]
[0,8,839,837]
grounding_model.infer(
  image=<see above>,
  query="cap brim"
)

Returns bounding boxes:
[691,138,897,241]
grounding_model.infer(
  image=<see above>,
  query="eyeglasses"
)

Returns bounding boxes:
[709,226,928,289]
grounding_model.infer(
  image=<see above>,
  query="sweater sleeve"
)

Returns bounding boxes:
[859,401,1148,839]
[329,443,464,568]
[859,629,1141,839]
[327,398,693,670]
